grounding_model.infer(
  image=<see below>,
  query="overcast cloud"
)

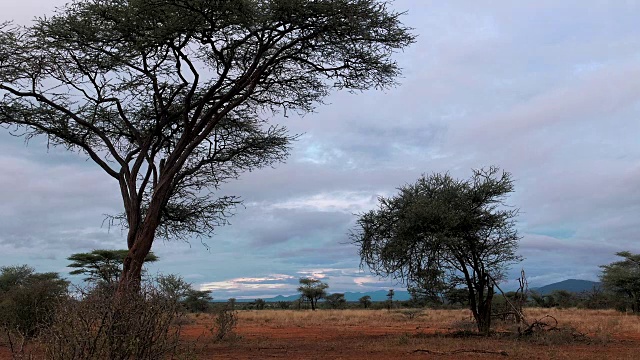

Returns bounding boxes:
[1,1,639,299]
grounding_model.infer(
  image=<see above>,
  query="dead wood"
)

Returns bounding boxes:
[521,315,558,335]
[412,348,508,356]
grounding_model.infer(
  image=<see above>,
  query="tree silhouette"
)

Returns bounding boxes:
[352,167,521,335]
[0,0,415,291]
[297,278,328,310]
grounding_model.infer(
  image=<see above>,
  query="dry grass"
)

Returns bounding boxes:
[231,307,640,339]
[236,308,470,328]
[523,308,640,339]
[180,308,640,359]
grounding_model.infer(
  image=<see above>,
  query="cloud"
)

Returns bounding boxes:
[2,1,640,298]
[268,191,382,214]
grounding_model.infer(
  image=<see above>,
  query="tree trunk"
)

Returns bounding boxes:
[475,284,494,335]
[117,224,157,293]
[117,174,172,294]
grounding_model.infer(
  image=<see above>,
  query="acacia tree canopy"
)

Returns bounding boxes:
[0,0,415,289]
[351,167,521,334]
[297,277,328,310]
[600,251,640,313]
[67,249,158,285]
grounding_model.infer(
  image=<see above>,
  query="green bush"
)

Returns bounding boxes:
[0,265,68,338]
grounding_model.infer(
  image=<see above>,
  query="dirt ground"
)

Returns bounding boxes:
[2,308,640,359]
[181,309,640,359]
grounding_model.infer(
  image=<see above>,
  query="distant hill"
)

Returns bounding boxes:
[213,279,601,303]
[533,279,600,295]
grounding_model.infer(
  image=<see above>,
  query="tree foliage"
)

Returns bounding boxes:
[254,298,266,310]
[182,289,213,313]
[351,167,521,334]
[600,251,640,313]
[156,273,192,301]
[297,277,328,310]
[0,265,68,339]
[156,273,211,312]
[358,295,372,309]
[67,249,158,286]
[324,293,346,309]
[0,0,415,288]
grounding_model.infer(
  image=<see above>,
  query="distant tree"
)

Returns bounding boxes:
[254,298,266,310]
[550,290,578,308]
[387,289,395,301]
[352,167,521,335]
[385,289,395,310]
[529,290,556,308]
[277,301,290,310]
[359,295,372,309]
[297,278,328,311]
[600,251,640,313]
[444,287,470,307]
[580,286,614,310]
[0,0,415,292]
[0,265,68,339]
[182,289,213,313]
[228,298,237,310]
[325,293,346,309]
[67,249,158,286]
[155,273,212,312]
[156,273,192,301]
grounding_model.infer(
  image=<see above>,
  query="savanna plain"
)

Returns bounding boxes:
[3,307,640,359]
[120,308,640,359]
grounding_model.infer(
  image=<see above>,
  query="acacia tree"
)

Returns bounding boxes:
[67,249,158,286]
[351,167,521,335]
[600,251,640,313]
[386,288,394,310]
[297,277,328,310]
[324,293,346,309]
[0,0,415,290]
[358,295,372,308]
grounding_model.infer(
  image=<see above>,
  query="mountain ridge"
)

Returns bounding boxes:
[259,278,601,302]
[532,279,600,295]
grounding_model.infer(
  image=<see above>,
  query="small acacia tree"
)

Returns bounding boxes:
[297,277,328,310]
[254,298,266,310]
[324,293,346,309]
[386,289,394,310]
[600,251,640,313]
[0,0,415,291]
[359,295,372,309]
[351,167,521,335]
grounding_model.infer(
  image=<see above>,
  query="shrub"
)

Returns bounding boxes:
[209,301,238,341]
[255,298,266,310]
[276,301,290,309]
[0,265,68,338]
[40,281,185,360]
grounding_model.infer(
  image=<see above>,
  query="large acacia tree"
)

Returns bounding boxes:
[0,0,415,290]
[351,167,521,334]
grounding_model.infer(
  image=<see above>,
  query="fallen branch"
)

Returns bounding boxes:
[412,349,508,356]
[521,315,558,336]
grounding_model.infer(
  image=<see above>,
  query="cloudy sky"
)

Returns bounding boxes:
[1,1,640,299]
